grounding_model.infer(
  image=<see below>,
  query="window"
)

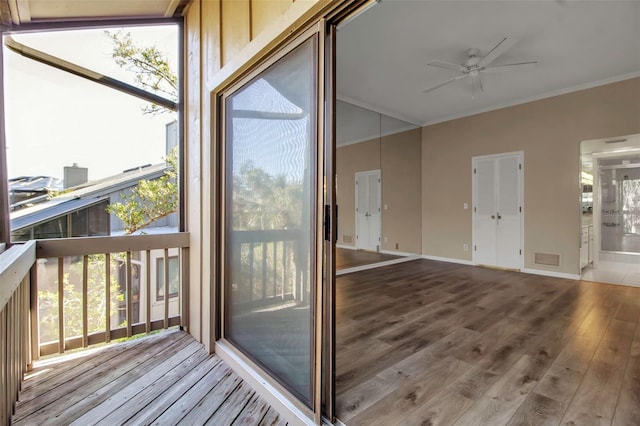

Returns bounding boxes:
[4,24,181,241]
[156,256,179,301]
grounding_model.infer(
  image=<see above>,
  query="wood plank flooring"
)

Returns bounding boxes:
[336,248,402,270]
[336,259,640,425]
[12,330,287,425]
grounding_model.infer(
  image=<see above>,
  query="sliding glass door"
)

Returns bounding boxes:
[220,25,330,420]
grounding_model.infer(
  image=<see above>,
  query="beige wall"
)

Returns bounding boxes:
[337,139,380,247]
[337,128,422,254]
[422,77,640,275]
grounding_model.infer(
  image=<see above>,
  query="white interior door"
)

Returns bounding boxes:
[473,152,523,269]
[356,170,381,251]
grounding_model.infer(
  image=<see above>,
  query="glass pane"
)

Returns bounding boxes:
[601,166,640,253]
[225,37,317,406]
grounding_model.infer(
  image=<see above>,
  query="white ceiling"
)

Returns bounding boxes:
[5,0,182,24]
[337,0,640,127]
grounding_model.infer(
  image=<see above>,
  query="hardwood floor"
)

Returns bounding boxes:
[336,248,402,270]
[336,259,640,425]
[12,330,287,425]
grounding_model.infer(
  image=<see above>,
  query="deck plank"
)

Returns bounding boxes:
[203,381,256,426]
[122,355,223,425]
[13,332,190,424]
[12,331,287,426]
[85,342,209,425]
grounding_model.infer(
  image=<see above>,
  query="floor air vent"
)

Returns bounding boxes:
[343,235,353,244]
[534,252,560,267]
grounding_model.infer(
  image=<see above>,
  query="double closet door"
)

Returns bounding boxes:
[355,170,381,251]
[473,152,523,270]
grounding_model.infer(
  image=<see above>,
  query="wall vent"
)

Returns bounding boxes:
[343,235,353,244]
[534,252,560,267]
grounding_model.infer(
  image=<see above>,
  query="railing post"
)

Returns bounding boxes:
[180,247,189,331]
[145,250,151,333]
[82,255,89,348]
[163,248,169,330]
[105,253,111,343]
[29,263,39,365]
[126,252,132,338]
[57,257,64,354]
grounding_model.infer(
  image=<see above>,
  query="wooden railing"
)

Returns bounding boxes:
[33,233,190,357]
[0,241,36,426]
[231,229,308,313]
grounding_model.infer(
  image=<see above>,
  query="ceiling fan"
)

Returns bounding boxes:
[424,37,537,96]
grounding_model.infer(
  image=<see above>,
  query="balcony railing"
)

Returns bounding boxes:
[0,232,189,424]
[231,229,308,314]
[0,240,35,425]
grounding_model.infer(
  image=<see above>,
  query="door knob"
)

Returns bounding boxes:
[491,215,495,219]
[497,213,502,219]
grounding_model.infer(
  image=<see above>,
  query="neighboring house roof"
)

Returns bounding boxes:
[10,163,167,231]
[10,197,107,231]
[9,176,63,193]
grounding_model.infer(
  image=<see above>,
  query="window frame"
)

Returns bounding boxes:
[0,17,185,246]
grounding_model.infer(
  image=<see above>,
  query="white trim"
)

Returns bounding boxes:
[336,245,417,257]
[164,0,181,17]
[379,249,419,257]
[421,72,640,127]
[336,94,421,127]
[336,255,420,276]
[522,268,580,281]
[472,151,525,270]
[336,244,356,250]
[337,124,419,148]
[421,254,474,266]
[215,342,313,426]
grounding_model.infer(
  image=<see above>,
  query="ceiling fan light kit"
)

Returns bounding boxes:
[424,37,537,96]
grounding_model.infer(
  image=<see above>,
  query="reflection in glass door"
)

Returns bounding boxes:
[222,35,319,409]
[600,165,640,253]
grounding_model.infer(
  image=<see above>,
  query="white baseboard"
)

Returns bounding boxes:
[336,255,421,276]
[336,244,356,250]
[522,268,580,280]
[335,245,418,258]
[421,255,474,266]
[379,249,419,257]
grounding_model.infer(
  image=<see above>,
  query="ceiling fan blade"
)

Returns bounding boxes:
[478,37,518,68]
[471,73,483,98]
[423,74,467,93]
[427,60,467,72]
[483,61,537,73]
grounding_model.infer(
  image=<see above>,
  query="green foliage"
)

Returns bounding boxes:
[106,30,177,115]
[38,255,124,344]
[232,162,303,231]
[107,148,178,234]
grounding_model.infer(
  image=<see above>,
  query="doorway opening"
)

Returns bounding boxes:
[581,134,640,287]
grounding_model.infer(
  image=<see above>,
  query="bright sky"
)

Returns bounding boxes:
[3,24,178,181]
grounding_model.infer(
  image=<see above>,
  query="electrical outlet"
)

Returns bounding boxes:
[384,236,388,242]
[464,203,468,210]
[463,244,469,251]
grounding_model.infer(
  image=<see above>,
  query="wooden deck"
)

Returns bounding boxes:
[11,330,287,425]
[336,259,640,425]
